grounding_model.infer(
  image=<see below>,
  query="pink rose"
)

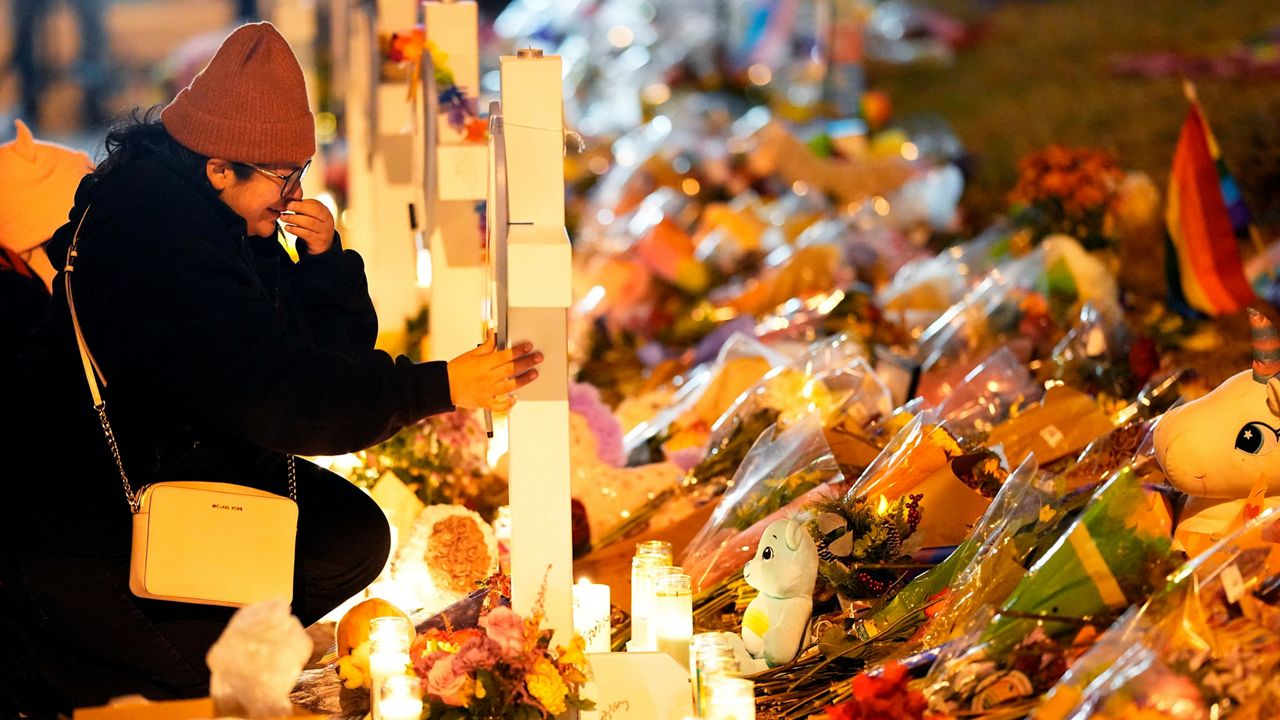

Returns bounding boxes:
[479,606,526,659]
[426,656,471,706]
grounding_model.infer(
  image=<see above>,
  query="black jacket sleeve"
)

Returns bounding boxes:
[281,231,380,354]
[76,206,454,457]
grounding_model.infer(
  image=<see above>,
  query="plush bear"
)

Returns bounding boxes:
[730,517,819,673]
[1153,307,1280,554]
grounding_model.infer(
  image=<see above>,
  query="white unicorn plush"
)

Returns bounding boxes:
[728,518,819,673]
[1153,307,1280,553]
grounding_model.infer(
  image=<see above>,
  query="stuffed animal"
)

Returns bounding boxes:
[0,119,92,290]
[731,517,819,672]
[1153,307,1280,554]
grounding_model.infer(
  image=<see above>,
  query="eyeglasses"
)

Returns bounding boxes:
[241,158,311,198]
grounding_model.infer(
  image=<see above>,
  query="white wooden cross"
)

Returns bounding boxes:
[341,0,426,348]
[422,0,489,361]
[488,51,693,720]
[488,50,575,643]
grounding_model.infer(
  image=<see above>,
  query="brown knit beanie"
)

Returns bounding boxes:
[161,22,315,166]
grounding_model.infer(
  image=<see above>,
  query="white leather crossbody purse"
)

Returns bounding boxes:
[65,206,298,608]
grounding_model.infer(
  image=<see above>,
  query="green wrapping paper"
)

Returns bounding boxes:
[983,467,1174,656]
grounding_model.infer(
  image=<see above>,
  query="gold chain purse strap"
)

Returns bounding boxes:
[63,204,297,512]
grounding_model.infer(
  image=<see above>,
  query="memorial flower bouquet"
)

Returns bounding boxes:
[411,602,594,719]
[355,409,508,521]
[1007,145,1126,251]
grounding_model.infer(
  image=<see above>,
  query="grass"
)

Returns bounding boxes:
[876,0,1280,228]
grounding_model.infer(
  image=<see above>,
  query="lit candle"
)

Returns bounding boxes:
[636,540,674,562]
[629,553,666,651]
[653,571,693,669]
[705,676,755,720]
[573,577,612,653]
[691,633,738,717]
[368,616,413,719]
[378,674,424,720]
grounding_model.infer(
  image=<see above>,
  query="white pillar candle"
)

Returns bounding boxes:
[706,676,755,720]
[573,577,612,653]
[653,571,693,669]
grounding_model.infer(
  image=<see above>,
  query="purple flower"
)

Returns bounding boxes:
[414,649,452,677]
[569,382,625,467]
[453,634,501,674]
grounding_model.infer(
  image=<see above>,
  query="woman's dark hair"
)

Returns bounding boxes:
[88,106,253,190]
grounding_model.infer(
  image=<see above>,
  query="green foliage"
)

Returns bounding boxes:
[809,493,925,599]
[725,465,831,531]
[686,408,782,491]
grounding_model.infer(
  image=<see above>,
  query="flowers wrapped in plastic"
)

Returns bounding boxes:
[923,467,1178,715]
[913,236,1120,406]
[876,222,1017,331]
[681,334,888,498]
[621,332,793,466]
[833,416,997,563]
[803,349,1047,607]
[678,348,892,583]
[826,455,1054,655]
[1035,506,1280,720]
[680,413,846,592]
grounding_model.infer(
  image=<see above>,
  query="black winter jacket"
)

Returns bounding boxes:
[2,150,453,557]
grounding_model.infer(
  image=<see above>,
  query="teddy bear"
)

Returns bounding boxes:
[1153,307,1280,555]
[728,517,819,673]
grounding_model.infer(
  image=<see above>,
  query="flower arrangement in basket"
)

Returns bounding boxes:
[1007,145,1127,251]
[411,593,595,718]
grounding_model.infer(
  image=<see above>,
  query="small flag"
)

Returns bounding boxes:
[1165,85,1256,317]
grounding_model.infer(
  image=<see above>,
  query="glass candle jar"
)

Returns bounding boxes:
[653,571,694,668]
[629,553,668,651]
[378,674,424,720]
[705,676,755,720]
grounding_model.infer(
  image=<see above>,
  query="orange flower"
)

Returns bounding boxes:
[426,515,491,593]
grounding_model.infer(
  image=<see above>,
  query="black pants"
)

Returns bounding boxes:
[0,461,390,718]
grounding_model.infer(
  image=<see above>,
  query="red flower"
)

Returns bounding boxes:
[826,663,936,720]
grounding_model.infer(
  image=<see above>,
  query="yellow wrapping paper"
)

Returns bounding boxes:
[986,386,1114,468]
[910,465,994,548]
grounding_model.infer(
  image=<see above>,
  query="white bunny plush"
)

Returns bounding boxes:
[731,518,819,672]
[1153,307,1280,553]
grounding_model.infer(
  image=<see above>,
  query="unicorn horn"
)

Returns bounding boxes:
[12,119,38,162]
[1250,307,1280,382]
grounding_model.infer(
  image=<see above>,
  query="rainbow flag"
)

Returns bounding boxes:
[1165,95,1256,317]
